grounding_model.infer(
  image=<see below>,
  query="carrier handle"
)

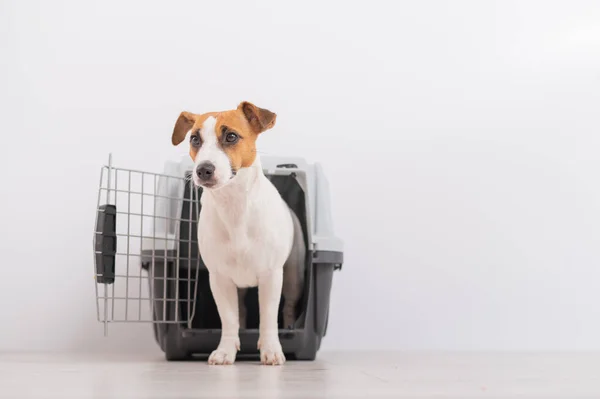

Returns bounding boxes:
[94,204,117,284]
[276,163,298,169]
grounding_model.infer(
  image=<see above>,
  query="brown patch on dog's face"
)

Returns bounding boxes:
[173,112,218,161]
[213,103,276,169]
[171,102,277,188]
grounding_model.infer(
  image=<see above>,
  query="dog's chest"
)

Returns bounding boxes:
[198,199,293,288]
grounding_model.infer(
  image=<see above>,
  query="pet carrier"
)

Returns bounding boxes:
[93,154,343,360]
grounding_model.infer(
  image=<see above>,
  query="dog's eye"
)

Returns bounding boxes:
[225,132,239,143]
[190,134,201,147]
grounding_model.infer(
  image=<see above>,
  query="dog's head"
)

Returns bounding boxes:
[171,101,276,189]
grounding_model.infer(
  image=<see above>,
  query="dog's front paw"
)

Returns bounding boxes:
[258,336,285,365]
[208,348,236,365]
[208,341,238,365]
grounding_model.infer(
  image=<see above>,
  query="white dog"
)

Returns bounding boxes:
[171,101,305,365]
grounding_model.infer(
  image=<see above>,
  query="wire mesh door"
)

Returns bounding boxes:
[93,155,202,335]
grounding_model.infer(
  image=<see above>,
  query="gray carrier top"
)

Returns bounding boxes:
[145,156,343,254]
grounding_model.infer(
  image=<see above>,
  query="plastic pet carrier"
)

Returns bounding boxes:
[93,154,343,360]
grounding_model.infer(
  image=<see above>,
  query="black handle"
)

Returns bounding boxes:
[95,204,117,284]
[276,163,298,169]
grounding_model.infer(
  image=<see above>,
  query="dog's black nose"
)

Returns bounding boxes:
[196,162,215,181]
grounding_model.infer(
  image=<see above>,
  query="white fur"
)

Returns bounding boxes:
[195,117,294,365]
[192,116,233,189]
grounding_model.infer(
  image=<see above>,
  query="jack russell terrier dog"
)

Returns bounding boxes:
[171,101,305,365]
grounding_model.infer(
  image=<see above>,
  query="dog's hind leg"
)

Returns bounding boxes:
[282,210,306,329]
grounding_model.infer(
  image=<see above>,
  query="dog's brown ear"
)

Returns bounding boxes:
[172,111,196,145]
[238,101,276,133]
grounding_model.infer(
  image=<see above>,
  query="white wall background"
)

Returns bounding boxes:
[1,0,599,353]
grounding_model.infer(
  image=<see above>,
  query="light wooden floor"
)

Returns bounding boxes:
[1,352,599,398]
